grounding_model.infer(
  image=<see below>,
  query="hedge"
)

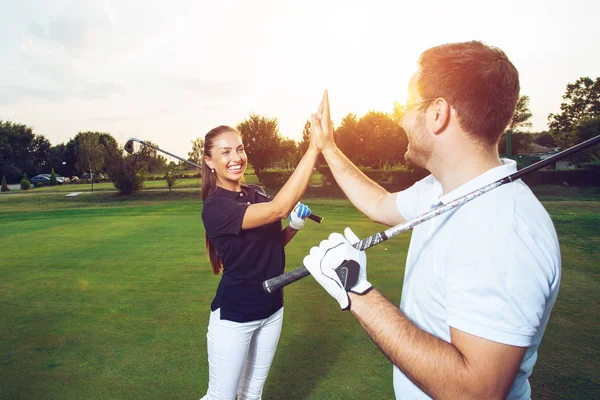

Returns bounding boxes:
[520,168,600,186]
[258,166,600,192]
[320,166,429,191]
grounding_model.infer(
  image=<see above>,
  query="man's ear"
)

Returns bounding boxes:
[431,98,451,134]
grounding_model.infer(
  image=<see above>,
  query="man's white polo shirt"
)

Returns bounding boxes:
[393,159,561,400]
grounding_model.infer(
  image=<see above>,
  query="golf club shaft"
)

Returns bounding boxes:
[126,138,202,169]
[125,138,324,224]
[263,134,600,293]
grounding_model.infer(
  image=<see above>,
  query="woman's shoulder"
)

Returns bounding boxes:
[243,184,271,202]
[202,189,231,211]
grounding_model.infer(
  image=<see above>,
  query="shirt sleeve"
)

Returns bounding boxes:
[395,174,436,220]
[444,221,559,347]
[202,197,250,238]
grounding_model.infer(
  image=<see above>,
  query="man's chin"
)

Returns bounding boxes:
[405,150,427,170]
[404,150,417,168]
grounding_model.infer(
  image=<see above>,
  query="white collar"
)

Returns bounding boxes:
[439,159,517,204]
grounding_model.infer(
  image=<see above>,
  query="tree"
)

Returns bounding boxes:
[98,133,121,173]
[236,114,283,175]
[335,112,407,168]
[164,162,180,191]
[297,120,311,161]
[392,101,405,124]
[566,116,600,163]
[531,131,556,148]
[498,131,535,155]
[508,95,533,132]
[105,150,146,195]
[188,138,204,169]
[0,120,51,182]
[548,77,600,149]
[49,143,73,177]
[76,131,105,192]
[277,138,298,169]
[133,140,167,173]
[49,168,58,186]
[335,113,360,163]
[1,176,9,192]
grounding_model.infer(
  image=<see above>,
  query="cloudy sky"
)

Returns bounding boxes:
[1,0,599,159]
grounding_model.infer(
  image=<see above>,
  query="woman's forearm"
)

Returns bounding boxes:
[269,148,319,218]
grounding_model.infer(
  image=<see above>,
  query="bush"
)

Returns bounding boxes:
[50,168,58,186]
[164,163,181,191]
[319,166,429,191]
[521,169,600,186]
[257,171,293,189]
[105,152,147,195]
[20,172,30,190]
[1,176,9,192]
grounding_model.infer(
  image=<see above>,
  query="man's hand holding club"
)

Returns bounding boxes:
[303,227,372,310]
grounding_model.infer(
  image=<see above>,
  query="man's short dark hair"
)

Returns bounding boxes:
[418,41,520,146]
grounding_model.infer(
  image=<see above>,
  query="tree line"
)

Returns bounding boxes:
[1,76,598,192]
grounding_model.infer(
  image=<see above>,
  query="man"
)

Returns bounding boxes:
[304,41,561,399]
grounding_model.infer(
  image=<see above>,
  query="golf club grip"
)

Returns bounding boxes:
[263,266,311,294]
[308,213,324,224]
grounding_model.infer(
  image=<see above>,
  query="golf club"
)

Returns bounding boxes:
[124,137,324,224]
[263,134,600,294]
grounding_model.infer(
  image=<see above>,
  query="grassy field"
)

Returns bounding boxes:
[0,187,598,399]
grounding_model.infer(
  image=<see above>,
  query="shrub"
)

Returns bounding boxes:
[164,162,181,191]
[521,169,600,186]
[20,178,31,190]
[105,152,147,195]
[50,168,58,186]
[20,173,30,190]
[319,166,429,191]
[258,171,293,189]
[1,176,9,192]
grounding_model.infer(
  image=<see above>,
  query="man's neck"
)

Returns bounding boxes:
[428,142,502,195]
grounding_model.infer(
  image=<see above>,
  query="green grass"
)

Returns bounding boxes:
[1,188,598,399]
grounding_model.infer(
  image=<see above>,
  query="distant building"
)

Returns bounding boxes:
[503,142,575,170]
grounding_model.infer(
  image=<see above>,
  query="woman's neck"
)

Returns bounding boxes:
[216,180,242,192]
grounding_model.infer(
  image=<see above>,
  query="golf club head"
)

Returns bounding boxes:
[124,139,141,154]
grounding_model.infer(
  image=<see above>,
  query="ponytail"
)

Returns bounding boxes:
[202,125,240,275]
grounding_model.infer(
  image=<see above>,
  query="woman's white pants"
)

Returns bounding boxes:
[200,307,283,400]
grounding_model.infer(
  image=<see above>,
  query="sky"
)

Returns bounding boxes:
[1,0,599,160]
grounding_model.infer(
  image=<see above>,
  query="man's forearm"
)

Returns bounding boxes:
[349,290,477,399]
[322,146,390,223]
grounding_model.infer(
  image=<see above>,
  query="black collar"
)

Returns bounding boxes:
[211,185,253,200]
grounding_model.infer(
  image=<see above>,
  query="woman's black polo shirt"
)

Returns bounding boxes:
[201,184,284,322]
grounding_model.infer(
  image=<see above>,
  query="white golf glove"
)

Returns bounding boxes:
[303,227,370,310]
[288,202,311,230]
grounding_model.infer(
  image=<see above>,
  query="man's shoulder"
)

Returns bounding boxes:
[450,180,558,251]
[459,180,545,221]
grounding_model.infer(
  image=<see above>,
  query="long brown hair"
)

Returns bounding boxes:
[202,125,241,275]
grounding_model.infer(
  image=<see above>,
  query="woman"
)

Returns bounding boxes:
[199,102,322,399]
